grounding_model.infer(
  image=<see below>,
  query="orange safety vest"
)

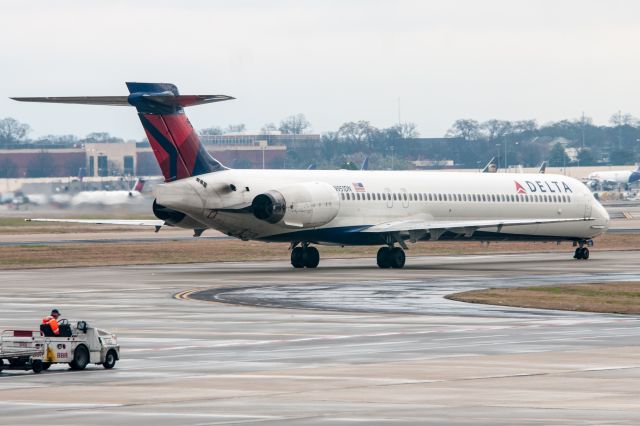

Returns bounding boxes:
[42,316,60,335]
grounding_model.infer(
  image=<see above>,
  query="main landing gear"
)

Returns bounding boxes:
[377,246,406,269]
[573,240,591,260]
[291,244,320,268]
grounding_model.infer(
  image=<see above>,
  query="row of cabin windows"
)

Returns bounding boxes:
[339,192,572,204]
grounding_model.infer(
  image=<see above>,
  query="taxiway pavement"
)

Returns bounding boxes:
[0,251,639,425]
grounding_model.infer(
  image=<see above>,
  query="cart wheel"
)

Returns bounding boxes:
[42,362,51,371]
[0,358,4,373]
[102,350,117,369]
[31,359,43,374]
[69,345,89,370]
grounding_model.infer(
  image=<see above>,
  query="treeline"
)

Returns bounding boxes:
[2,111,640,170]
[442,113,640,168]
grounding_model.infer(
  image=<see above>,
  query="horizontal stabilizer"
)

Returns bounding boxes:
[12,96,131,105]
[11,94,234,108]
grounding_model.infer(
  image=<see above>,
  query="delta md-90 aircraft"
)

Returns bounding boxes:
[15,82,610,269]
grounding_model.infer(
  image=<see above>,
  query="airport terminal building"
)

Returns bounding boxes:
[0,133,312,178]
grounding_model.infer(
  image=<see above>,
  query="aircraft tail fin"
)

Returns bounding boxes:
[360,156,369,171]
[538,161,547,174]
[12,82,235,182]
[132,177,146,193]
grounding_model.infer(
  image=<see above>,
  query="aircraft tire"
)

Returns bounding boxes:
[389,247,406,269]
[574,247,582,259]
[582,248,589,260]
[291,247,304,268]
[376,247,391,268]
[303,247,320,268]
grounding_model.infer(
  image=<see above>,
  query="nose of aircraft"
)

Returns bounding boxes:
[591,198,610,234]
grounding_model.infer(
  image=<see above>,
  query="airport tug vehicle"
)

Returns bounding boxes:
[0,320,120,374]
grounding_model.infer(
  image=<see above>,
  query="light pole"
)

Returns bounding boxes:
[390,146,395,170]
[504,137,508,171]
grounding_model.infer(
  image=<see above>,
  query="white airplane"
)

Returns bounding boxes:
[586,166,640,189]
[70,178,147,206]
[14,82,609,268]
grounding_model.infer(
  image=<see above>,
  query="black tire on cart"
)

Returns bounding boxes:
[42,362,51,371]
[69,345,89,370]
[0,358,4,373]
[102,350,117,369]
[31,359,43,374]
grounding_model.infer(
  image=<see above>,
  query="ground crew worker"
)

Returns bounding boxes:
[42,309,60,335]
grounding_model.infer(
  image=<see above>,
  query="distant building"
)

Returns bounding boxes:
[0,136,288,178]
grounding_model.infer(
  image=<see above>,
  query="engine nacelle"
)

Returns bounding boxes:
[251,182,340,228]
[152,200,206,229]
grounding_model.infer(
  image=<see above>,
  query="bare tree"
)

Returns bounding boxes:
[609,111,639,127]
[83,132,123,143]
[337,121,377,144]
[445,119,481,141]
[36,134,78,145]
[511,120,538,133]
[391,122,419,139]
[482,120,512,140]
[260,122,278,134]
[0,117,31,146]
[279,114,310,135]
[200,126,223,135]
[225,124,246,133]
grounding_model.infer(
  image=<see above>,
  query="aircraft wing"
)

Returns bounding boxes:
[25,218,164,227]
[361,217,592,235]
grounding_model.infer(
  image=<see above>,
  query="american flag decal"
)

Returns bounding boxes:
[353,182,366,192]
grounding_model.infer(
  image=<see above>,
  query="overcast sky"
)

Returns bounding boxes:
[1,0,639,140]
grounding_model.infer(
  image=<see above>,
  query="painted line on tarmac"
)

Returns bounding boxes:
[174,288,202,301]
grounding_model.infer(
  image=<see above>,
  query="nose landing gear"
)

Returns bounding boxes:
[377,246,405,269]
[573,240,592,260]
[291,244,320,268]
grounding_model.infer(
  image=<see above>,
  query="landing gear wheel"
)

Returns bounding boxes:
[302,246,320,268]
[69,345,89,370]
[574,247,589,260]
[291,247,304,268]
[377,247,391,268]
[389,247,406,269]
[103,350,117,369]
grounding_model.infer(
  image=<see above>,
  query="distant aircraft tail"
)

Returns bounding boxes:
[360,156,369,171]
[481,157,497,173]
[132,177,146,193]
[12,82,235,182]
[538,161,547,174]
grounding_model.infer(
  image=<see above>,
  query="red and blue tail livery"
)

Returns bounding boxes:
[12,82,234,182]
